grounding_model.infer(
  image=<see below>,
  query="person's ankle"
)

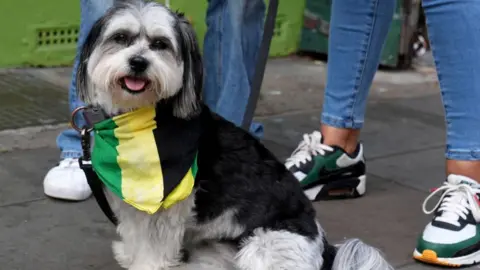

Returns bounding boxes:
[446,160,480,183]
[344,142,359,156]
[320,125,360,155]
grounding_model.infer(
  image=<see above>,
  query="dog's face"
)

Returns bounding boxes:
[77,1,203,118]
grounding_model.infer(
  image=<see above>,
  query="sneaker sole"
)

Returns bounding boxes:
[44,185,91,201]
[413,249,480,267]
[304,175,366,201]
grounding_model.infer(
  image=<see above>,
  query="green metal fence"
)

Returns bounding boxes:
[0,0,305,68]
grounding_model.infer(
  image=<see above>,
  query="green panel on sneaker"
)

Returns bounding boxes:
[285,131,366,201]
[300,150,343,188]
[416,226,480,258]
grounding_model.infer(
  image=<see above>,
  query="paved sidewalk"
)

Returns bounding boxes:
[0,56,472,270]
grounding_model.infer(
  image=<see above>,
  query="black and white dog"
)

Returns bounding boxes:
[76,1,393,269]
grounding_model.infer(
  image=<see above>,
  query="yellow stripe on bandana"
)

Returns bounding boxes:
[91,106,197,215]
[114,107,165,214]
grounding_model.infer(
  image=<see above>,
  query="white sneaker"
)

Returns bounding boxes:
[414,175,480,267]
[43,158,92,201]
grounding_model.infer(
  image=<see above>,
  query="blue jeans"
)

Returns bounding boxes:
[203,0,265,135]
[324,0,480,161]
[57,0,265,159]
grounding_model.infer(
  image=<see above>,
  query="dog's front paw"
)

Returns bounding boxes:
[113,241,133,268]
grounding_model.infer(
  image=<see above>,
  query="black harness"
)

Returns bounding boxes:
[321,239,338,270]
[74,106,119,226]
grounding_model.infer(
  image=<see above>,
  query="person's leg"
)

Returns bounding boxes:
[285,0,396,201]
[203,0,265,137]
[413,0,480,266]
[43,0,113,201]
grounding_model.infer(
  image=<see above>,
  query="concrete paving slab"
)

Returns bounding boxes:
[387,93,444,118]
[369,148,446,193]
[28,67,73,89]
[0,71,69,130]
[0,124,66,152]
[0,199,116,270]
[259,104,445,162]
[365,99,445,131]
[0,147,59,206]
[313,174,431,268]
[362,101,445,160]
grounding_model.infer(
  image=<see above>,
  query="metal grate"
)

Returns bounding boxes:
[274,14,286,37]
[36,27,80,47]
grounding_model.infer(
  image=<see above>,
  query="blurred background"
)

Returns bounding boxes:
[0,0,429,69]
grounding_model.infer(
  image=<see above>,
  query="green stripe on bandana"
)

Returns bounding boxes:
[91,106,199,214]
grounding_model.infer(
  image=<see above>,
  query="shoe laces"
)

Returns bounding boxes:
[423,182,480,226]
[285,131,334,168]
[58,158,80,169]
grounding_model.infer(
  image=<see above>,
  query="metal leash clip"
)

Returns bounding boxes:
[70,106,93,168]
[71,106,108,133]
[71,106,110,163]
[70,106,92,133]
[70,106,93,166]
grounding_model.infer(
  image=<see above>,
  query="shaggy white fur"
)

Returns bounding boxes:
[236,228,324,270]
[332,239,394,270]
[110,192,195,270]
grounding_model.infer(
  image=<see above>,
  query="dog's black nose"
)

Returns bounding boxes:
[129,56,149,73]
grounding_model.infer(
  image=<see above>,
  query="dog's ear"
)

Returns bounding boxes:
[76,15,109,104]
[172,13,203,119]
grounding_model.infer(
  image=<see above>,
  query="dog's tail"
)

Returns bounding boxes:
[331,239,393,270]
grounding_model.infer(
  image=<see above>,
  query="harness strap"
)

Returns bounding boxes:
[320,238,337,270]
[79,127,119,226]
[80,158,119,225]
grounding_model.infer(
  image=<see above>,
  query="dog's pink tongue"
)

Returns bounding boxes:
[124,77,146,91]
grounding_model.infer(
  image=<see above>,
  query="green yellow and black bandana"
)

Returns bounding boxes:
[90,105,201,214]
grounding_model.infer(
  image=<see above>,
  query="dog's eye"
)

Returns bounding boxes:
[113,33,129,45]
[150,39,168,50]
